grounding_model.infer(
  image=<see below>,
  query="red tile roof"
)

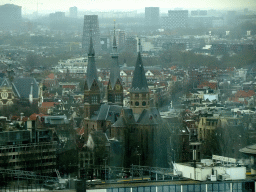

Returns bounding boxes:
[29,113,48,121]
[47,73,55,79]
[41,102,56,107]
[235,90,255,98]
[198,81,217,90]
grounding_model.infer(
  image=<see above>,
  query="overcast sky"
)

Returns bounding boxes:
[1,0,256,13]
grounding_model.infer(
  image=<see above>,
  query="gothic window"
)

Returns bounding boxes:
[84,96,89,103]
[115,95,121,102]
[91,96,97,104]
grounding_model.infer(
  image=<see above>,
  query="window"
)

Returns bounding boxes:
[142,101,146,106]
[115,95,121,102]
[135,101,139,106]
[1,92,8,99]
[91,96,97,104]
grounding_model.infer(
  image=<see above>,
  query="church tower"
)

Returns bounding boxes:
[130,39,150,114]
[84,34,101,118]
[107,21,123,106]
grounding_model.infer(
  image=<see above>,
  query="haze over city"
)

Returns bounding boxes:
[0,0,256,191]
[1,0,256,14]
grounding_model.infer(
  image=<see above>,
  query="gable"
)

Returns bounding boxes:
[90,79,100,91]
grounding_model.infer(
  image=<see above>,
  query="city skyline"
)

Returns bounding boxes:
[0,0,255,14]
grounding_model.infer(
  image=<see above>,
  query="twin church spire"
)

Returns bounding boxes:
[84,21,149,115]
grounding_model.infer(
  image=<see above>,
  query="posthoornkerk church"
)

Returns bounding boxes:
[81,25,168,168]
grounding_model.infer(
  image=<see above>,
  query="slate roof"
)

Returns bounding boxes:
[89,131,108,145]
[130,52,149,93]
[0,78,12,87]
[137,108,162,125]
[86,36,98,90]
[12,77,39,99]
[112,116,126,127]
[96,104,122,123]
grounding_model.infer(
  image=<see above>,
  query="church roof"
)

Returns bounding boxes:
[137,108,162,125]
[89,131,109,146]
[0,78,11,87]
[86,36,98,90]
[96,104,122,123]
[130,52,149,93]
[112,108,136,127]
[12,77,38,99]
[112,116,126,127]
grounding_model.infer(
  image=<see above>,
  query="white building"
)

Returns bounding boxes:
[174,155,246,181]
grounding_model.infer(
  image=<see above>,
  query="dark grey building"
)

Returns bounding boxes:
[145,7,160,27]
[125,37,137,54]
[82,15,101,55]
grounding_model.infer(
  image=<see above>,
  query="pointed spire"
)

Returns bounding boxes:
[113,20,117,47]
[86,26,98,90]
[109,20,121,88]
[131,38,148,93]
[88,27,95,56]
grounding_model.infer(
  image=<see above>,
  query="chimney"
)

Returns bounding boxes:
[20,112,24,121]
[29,82,33,104]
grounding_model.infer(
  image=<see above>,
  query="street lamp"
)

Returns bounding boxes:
[136,146,141,166]
[103,158,107,182]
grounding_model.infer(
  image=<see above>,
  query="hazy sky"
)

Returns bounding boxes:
[1,0,256,13]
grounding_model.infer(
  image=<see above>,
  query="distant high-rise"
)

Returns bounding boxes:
[0,4,22,30]
[145,7,160,27]
[69,6,77,18]
[110,29,126,51]
[49,12,65,20]
[191,10,207,16]
[125,37,137,54]
[82,15,101,55]
[163,10,188,29]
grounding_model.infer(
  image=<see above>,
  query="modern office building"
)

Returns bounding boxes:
[145,7,160,27]
[82,15,101,55]
[69,6,77,18]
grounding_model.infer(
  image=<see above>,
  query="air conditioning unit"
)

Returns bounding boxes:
[176,171,182,177]
[211,175,217,181]
[218,174,230,181]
